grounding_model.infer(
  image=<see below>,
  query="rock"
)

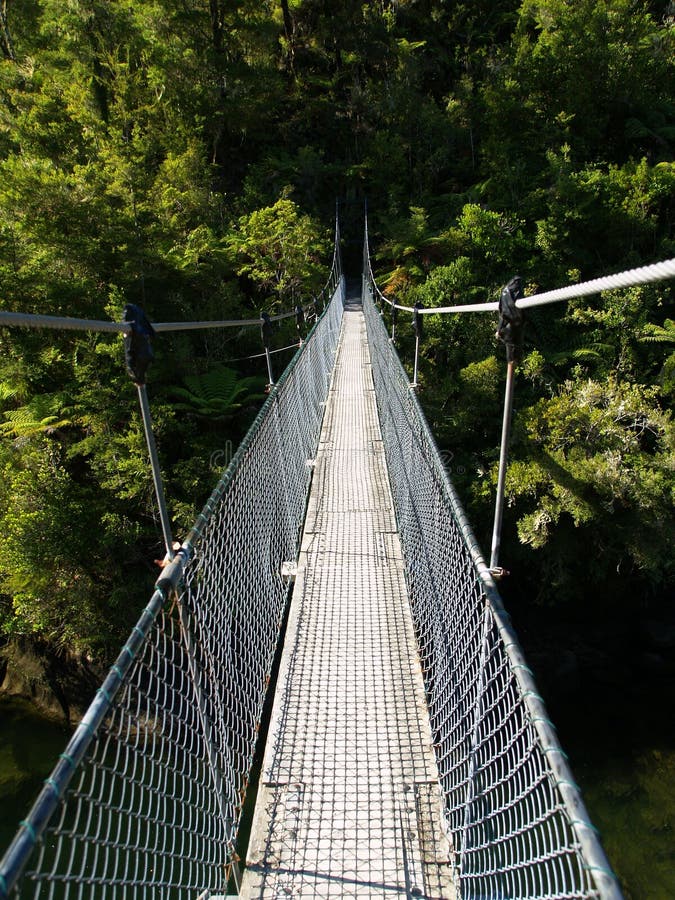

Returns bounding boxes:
[0,637,100,725]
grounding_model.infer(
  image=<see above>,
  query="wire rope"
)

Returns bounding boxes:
[364,215,675,316]
[0,301,321,335]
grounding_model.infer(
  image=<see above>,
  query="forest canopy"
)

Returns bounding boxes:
[0,0,673,655]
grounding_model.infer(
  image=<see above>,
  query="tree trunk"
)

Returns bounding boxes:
[0,0,16,61]
[209,0,223,53]
[279,0,295,73]
[280,0,293,41]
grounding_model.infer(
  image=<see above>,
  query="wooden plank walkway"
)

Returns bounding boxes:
[240,300,456,899]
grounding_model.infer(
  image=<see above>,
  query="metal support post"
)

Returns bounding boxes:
[122,303,175,563]
[260,311,275,387]
[489,360,515,574]
[411,301,423,388]
[412,335,420,387]
[490,275,525,575]
[137,383,175,562]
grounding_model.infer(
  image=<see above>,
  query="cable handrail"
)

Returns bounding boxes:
[0,215,342,336]
[362,268,622,900]
[364,217,675,315]
[0,272,347,900]
[513,256,675,310]
[422,256,675,314]
[0,299,321,335]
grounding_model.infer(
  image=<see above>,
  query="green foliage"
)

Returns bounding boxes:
[0,0,672,659]
[640,318,675,396]
[640,318,675,344]
[486,0,674,176]
[377,206,437,290]
[577,747,675,900]
[227,197,329,304]
[0,0,334,654]
[0,442,113,650]
[0,8,672,893]
[1,393,73,438]
[499,378,675,585]
[170,368,266,419]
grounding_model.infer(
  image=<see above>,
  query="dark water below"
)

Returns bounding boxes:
[573,746,675,899]
[0,697,72,853]
[1,686,673,898]
[513,598,675,900]
[546,680,675,899]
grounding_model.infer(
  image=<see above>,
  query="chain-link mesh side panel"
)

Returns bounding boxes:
[458,608,593,900]
[175,276,345,875]
[22,600,230,900]
[362,281,615,900]
[4,278,344,900]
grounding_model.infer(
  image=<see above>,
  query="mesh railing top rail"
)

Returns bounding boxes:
[362,261,622,900]
[0,262,344,899]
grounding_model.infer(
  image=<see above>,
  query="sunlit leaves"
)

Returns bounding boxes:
[1,393,73,438]
[504,378,675,578]
[228,197,328,303]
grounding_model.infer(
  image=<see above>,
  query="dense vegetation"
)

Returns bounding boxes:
[0,0,673,660]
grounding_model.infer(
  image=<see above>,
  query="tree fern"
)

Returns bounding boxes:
[1,393,73,437]
[639,320,675,397]
[639,319,675,344]
[546,340,615,366]
[170,367,266,419]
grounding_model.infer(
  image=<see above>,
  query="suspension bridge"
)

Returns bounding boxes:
[1,219,674,899]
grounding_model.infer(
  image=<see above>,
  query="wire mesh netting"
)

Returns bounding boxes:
[0,269,344,900]
[361,269,621,900]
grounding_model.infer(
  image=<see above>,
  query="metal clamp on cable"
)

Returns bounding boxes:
[260,310,273,349]
[495,276,524,363]
[123,304,155,385]
[412,301,424,339]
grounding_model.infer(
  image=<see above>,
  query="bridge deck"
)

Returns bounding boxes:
[241,303,456,898]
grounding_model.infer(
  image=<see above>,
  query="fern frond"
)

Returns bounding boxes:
[639,320,675,344]
[1,392,73,437]
[169,367,266,419]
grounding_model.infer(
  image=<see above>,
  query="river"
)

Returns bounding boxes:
[0,697,72,854]
[547,666,675,899]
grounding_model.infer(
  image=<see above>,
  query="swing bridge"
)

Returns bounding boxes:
[1,221,674,900]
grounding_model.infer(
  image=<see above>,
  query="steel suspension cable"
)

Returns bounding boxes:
[0,228,341,336]
[364,216,675,315]
[0,302,319,335]
[514,256,675,310]
[422,256,675,314]
[0,274,347,900]
[361,272,622,900]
